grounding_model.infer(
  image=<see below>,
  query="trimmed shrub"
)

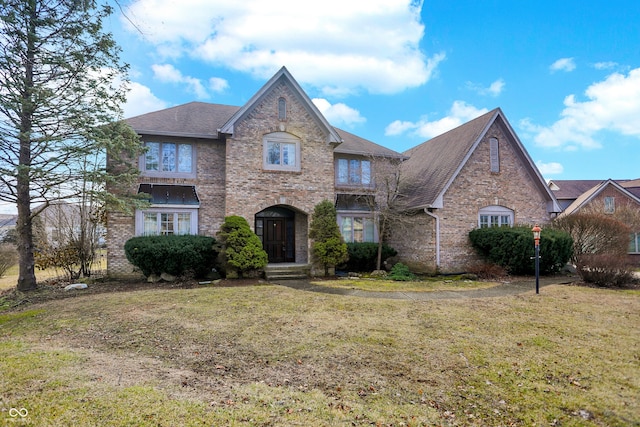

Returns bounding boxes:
[309,200,348,276]
[576,254,635,287]
[124,235,218,278]
[389,262,415,281]
[343,242,398,272]
[469,226,572,275]
[217,216,267,278]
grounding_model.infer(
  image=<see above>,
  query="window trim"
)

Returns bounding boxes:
[337,212,378,243]
[135,208,198,236]
[629,232,640,254]
[336,157,373,187]
[139,141,197,179]
[478,205,514,228]
[262,132,301,172]
[604,196,615,214]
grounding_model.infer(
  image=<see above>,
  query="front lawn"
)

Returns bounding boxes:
[1,281,638,426]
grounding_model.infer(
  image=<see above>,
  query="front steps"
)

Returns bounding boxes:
[264,263,311,280]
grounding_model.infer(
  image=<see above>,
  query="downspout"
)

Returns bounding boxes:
[424,208,440,269]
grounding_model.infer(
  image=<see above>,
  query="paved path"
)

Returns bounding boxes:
[274,276,575,300]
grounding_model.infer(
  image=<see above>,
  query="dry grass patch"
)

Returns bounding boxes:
[312,276,498,292]
[1,283,638,426]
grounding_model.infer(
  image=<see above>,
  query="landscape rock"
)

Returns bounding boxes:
[160,272,177,282]
[64,283,88,291]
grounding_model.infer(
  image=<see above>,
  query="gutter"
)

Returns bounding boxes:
[424,208,440,268]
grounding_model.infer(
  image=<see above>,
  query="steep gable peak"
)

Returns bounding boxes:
[220,66,342,144]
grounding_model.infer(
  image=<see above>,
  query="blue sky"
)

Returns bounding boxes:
[1,0,639,214]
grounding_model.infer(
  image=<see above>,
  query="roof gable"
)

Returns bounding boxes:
[560,179,640,216]
[220,66,342,144]
[401,108,561,212]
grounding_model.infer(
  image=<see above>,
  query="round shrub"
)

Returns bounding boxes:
[343,242,398,272]
[124,235,218,278]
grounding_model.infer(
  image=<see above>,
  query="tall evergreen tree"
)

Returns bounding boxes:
[0,0,142,291]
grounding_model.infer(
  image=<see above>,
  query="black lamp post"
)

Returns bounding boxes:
[532,224,541,294]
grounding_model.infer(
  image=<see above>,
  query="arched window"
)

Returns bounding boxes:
[478,205,513,228]
[278,97,286,120]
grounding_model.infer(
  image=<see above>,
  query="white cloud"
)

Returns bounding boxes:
[550,57,576,73]
[466,78,505,97]
[123,0,442,95]
[385,101,488,139]
[594,61,618,70]
[522,67,640,150]
[536,161,564,176]
[152,64,212,99]
[209,77,229,93]
[123,82,169,118]
[312,98,365,127]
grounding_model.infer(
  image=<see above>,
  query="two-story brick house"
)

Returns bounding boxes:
[107,67,561,276]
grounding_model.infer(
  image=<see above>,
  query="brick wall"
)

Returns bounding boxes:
[224,80,336,263]
[391,121,554,273]
[106,136,227,277]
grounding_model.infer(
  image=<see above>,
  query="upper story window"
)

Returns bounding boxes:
[337,158,371,186]
[604,196,615,214]
[142,141,196,178]
[478,205,513,228]
[278,97,286,120]
[489,137,500,173]
[263,132,301,172]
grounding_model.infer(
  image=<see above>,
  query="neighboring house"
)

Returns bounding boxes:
[0,214,17,243]
[106,67,560,276]
[549,178,640,263]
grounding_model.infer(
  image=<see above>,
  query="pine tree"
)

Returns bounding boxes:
[0,0,142,290]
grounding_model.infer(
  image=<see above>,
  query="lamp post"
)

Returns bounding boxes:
[532,224,541,294]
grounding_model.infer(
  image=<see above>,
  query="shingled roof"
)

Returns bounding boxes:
[334,128,405,158]
[400,109,500,209]
[126,102,240,139]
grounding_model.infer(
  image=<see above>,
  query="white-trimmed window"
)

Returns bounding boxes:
[141,142,195,178]
[604,196,615,214]
[336,158,371,186]
[135,209,198,236]
[629,233,640,254]
[263,132,301,172]
[478,205,514,228]
[338,214,376,243]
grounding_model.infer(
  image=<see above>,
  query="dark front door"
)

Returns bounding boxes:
[265,218,286,262]
[257,207,296,263]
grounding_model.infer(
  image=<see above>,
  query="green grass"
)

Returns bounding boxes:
[0,283,638,426]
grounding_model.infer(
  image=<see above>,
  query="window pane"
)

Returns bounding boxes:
[349,159,360,184]
[282,143,296,166]
[143,213,157,235]
[177,213,191,235]
[490,215,499,227]
[160,213,174,235]
[162,143,176,172]
[338,159,348,184]
[178,144,192,173]
[341,217,353,243]
[363,218,375,242]
[361,160,371,185]
[500,215,510,227]
[278,97,286,120]
[267,142,280,165]
[145,142,159,171]
[480,215,488,228]
[353,217,364,242]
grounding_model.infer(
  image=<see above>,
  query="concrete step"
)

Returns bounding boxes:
[264,263,311,280]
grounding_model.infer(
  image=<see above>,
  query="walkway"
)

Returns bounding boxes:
[274,276,574,300]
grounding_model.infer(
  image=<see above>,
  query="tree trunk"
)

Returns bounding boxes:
[16,201,37,291]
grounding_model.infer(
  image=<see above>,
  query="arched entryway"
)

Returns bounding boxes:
[255,206,296,263]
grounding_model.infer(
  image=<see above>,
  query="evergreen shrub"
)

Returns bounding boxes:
[124,235,218,278]
[343,242,398,272]
[469,226,572,275]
